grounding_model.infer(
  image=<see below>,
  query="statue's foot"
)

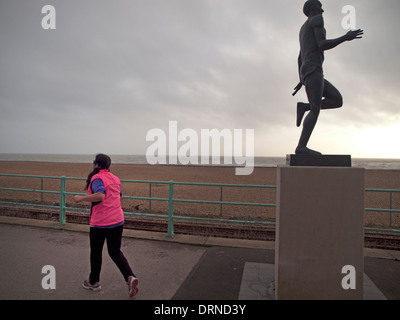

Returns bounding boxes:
[296,102,307,127]
[295,146,322,156]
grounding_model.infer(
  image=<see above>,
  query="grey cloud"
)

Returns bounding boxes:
[0,0,398,155]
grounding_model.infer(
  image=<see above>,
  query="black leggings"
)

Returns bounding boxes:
[89,225,135,284]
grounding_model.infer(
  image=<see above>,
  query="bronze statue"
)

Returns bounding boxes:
[293,0,363,155]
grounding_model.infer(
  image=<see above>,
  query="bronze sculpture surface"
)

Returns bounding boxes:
[293,0,363,155]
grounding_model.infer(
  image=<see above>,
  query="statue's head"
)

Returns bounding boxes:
[303,0,324,17]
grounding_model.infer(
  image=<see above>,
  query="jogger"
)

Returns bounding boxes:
[73,153,138,297]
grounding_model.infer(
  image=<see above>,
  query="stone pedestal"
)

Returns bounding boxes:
[275,166,365,300]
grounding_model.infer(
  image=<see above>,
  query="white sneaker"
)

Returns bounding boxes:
[127,276,139,297]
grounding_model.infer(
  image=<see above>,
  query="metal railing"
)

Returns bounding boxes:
[0,174,276,237]
[0,174,399,237]
[364,188,400,235]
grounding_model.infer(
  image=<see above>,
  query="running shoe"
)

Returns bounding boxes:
[127,276,139,297]
[83,280,102,291]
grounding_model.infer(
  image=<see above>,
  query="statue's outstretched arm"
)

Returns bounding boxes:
[315,28,363,51]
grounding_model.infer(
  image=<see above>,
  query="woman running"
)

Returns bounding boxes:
[73,153,138,297]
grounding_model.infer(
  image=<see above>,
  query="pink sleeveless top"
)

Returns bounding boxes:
[88,170,124,227]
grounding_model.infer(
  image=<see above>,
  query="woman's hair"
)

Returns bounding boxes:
[85,154,112,190]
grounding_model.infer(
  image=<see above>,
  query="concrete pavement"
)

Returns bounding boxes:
[0,216,399,300]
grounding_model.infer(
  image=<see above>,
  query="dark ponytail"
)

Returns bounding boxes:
[85,154,112,190]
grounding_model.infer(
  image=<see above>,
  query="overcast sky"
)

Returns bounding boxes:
[0,0,399,158]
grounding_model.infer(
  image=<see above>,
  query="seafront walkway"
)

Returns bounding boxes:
[0,216,399,300]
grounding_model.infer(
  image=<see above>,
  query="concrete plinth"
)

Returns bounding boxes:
[275,166,365,300]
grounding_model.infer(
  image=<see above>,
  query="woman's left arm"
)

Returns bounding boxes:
[73,193,105,203]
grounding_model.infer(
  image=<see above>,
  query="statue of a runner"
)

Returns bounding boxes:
[293,0,363,155]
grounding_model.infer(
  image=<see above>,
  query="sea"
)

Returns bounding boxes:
[0,154,400,170]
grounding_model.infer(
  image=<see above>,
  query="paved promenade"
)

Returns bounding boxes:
[0,216,399,300]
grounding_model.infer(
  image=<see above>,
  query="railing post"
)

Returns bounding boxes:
[59,176,66,226]
[167,180,174,238]
[220,185,223,217]
[390,191,393,227]
[41,177,44,203]
[149,183,152,211]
